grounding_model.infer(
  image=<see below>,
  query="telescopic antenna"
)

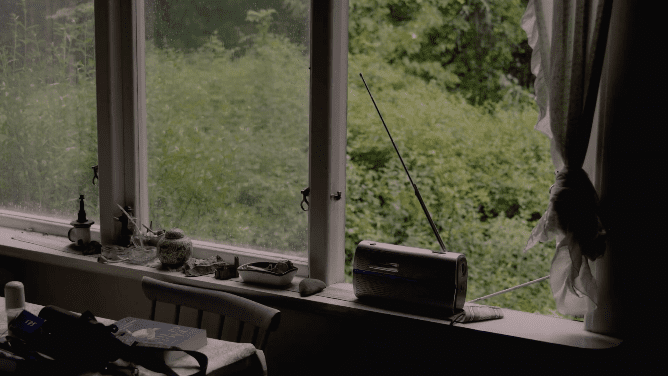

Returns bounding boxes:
[359,73,448,254]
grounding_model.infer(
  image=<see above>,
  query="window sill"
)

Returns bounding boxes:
[0,226,622,350]
[0,210,308,277]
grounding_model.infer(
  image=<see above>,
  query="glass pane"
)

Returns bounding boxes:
[0,0,98,222]
[346,1,559,316]
[145,1,310,257]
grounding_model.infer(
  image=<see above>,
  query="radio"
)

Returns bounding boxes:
[353,240,467,316]
[352,74,468,318]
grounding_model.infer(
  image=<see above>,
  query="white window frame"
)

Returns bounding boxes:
[0,0,348,284]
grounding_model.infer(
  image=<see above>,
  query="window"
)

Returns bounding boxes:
[0,0,347,283]
[1,0,559,317]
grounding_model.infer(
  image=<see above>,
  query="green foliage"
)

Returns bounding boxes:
[0,0,98,220]
[349,0,533,108]
[150,0,309,53]
[146,23,309,254]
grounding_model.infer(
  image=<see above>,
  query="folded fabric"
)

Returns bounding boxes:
[452,303,504,323]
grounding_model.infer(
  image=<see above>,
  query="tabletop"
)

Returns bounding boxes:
[0,297,261,376]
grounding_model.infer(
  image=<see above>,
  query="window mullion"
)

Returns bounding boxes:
[94,0,146,245]
[308,0,348,285]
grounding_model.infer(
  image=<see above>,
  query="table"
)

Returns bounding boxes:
[0,297,264,376]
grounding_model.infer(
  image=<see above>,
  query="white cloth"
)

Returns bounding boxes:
[521,0,612,316]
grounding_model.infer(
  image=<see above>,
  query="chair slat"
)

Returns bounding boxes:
[196,310,204,329]
[173,304,181,325]
[250,326,260,347]
[217,315,226,340]
[236,321,245,343]
[258,330,271,351]
[149,300,156,321]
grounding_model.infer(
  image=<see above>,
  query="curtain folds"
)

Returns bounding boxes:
[521,0,613,316]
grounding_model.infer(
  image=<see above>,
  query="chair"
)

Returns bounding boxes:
[141,276,280,375]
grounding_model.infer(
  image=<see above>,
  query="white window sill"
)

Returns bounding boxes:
[0,210,308,276]
[0,226,622,350]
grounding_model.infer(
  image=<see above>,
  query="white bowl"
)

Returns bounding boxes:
[237,262,298,286]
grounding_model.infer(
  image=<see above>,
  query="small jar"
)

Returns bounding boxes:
[157,228,192,267]
[5,281,25,335]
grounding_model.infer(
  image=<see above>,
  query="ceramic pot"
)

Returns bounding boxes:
[157,228,192,267]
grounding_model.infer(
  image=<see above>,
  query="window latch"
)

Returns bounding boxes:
[300,187,310,211]
[92,165,99,185]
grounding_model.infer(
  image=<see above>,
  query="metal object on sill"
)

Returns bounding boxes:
[69,195,95,248]
[214,257,241,280]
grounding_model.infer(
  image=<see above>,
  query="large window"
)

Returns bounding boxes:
[1,0,567,318]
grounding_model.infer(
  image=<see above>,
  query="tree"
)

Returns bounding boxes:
[349,0,532,108]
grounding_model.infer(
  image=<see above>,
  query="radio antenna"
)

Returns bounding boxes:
[360,73,448,254]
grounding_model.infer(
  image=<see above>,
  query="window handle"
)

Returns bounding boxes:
[92,165,99,185]
[300,187,310,211]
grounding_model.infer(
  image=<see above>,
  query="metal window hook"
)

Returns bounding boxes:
[300,188,341,211]
[92,165,99,185]
[300,187,310,211]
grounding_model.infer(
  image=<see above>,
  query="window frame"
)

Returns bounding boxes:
[0,0,348,283]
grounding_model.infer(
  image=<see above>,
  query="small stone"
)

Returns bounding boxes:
[299,278,326,297]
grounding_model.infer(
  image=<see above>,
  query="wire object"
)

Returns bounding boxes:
[467,274,551,303]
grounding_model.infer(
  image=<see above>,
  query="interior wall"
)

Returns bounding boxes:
[1,255,627,375]
[595,0,665,351]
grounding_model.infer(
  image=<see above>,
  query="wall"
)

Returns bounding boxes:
[594,0,665,351]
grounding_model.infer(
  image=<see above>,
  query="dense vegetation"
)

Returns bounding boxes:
[1,0,571,318]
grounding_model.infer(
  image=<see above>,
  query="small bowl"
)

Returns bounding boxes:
[237,262,298,286]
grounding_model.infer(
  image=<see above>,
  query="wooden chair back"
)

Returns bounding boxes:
[141,276,280,350]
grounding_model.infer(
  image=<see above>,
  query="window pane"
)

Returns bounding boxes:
[0,0,98,222]
[145,1,309,257]
[346,1,559,316]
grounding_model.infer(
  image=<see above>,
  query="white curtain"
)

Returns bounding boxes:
[521,0,613,316]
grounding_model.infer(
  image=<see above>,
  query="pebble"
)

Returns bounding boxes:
[299,278,326,297]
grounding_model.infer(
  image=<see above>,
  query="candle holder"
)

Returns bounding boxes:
[69,195,94,248]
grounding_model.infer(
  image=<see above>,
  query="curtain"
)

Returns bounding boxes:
[521,0,613,316]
